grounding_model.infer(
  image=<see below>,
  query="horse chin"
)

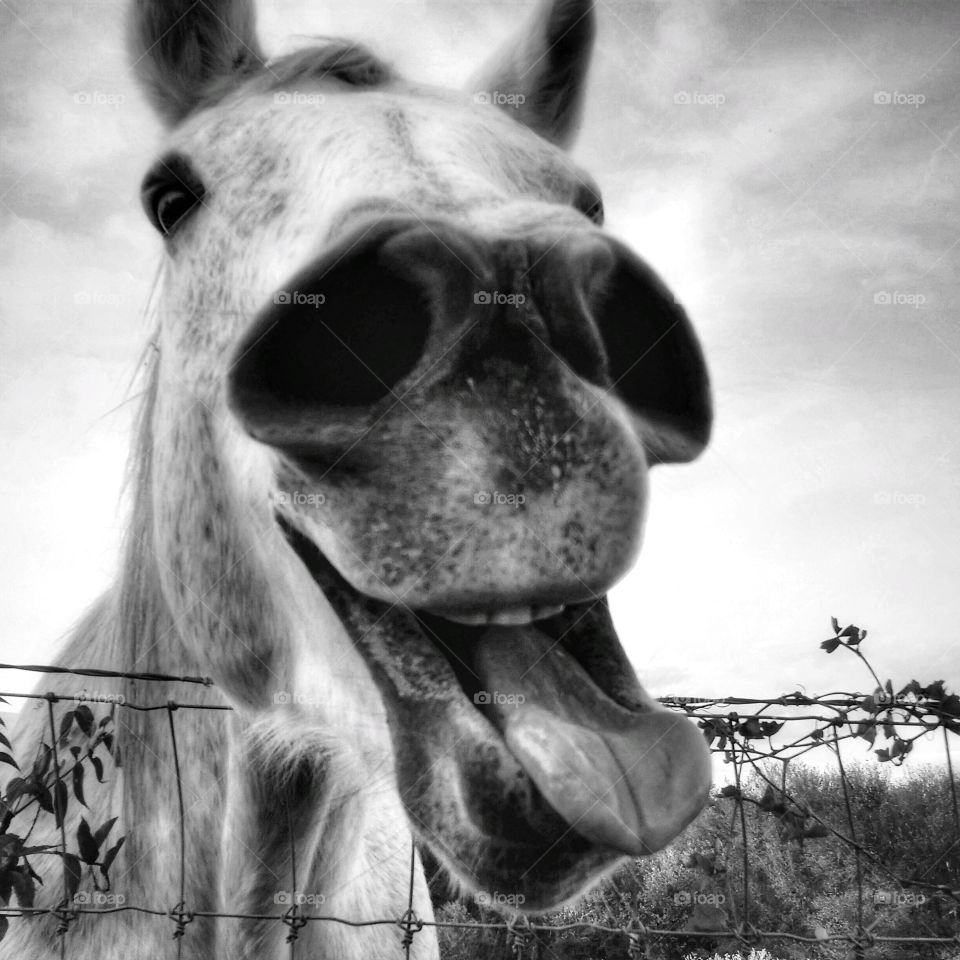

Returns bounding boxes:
[277,515,711,912]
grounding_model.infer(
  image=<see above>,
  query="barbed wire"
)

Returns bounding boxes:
[0,627,957,959]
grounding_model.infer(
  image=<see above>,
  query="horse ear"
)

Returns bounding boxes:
[468,0,595,147]
[128,0,264,126]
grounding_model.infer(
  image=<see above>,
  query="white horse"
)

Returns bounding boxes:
[5,0,713,956]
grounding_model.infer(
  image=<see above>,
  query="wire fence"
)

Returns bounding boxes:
[0,622,957,959]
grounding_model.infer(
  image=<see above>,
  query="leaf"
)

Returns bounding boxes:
[739,717,765,739]
[855,721,877,746]
[839,624,860,638]
[72,763,86,807]
[811,727,824,741]
[90,756,104,784]
[898,680,921,699]
[74,707,94,737]
[0,733,12,752]
[93,817,117,848]
[0,914,8,942]
[52,780,68,830]
[35,787,53,815]
[100,836,124,887]
[719,785,741,799]
[820,638,842,653]
[942,694,960,718]
[58,712,76,743]
[0,869,12,905]
[62,854,82,905]
[23,860,41,884]
[0,755,17,772]
[875,748,891,762]
[830,617,840,634]
[32,745,52,780]
[0,835,21,859]
[10,868,34,908]
[760,721,784,737]
[77,818,99,865]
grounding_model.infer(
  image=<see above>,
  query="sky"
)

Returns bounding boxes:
[0,0,958,767]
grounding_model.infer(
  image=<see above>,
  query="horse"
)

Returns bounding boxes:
[4,0,714,956]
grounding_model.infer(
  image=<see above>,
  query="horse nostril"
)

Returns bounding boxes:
[535,233,711,464]
[228,222,437,429]
[590,242,712,464]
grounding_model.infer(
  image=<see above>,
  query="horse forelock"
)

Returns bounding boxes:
[191,39,395,121]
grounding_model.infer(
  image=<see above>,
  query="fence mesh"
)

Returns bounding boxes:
[0,621,957,959]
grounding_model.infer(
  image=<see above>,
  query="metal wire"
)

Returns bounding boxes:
[1,662,956,957]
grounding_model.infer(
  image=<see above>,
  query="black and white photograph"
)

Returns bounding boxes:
[0,0,957,957]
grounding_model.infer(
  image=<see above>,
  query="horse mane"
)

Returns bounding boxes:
[111,338,175,678]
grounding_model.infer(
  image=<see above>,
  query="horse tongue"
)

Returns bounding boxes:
[472,625,711,856]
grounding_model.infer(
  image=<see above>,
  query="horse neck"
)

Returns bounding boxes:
[93,350,437,957]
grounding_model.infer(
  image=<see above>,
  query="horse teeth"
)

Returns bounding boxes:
[441,611,491,626]
[487,608,538,626]
[439,605,566,626]
[531,604,565,620]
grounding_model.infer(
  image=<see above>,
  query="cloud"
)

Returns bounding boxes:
[0,0,958,703]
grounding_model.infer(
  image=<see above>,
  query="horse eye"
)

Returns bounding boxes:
[141,154,205,237]
[574,182,604,225]
[584,195,604,225]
